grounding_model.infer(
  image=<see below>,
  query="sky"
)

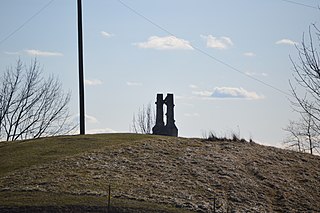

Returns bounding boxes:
[0,0,319,147]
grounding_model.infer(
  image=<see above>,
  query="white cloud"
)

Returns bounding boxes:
[73,114,99,124]
[86,114,99,124]
[126,81,142,86]
[189,84,198,89]
[275,39,298,46]
[4,51,20,55]
[201,35,233,49]
[245,72,268,77]
[87,128,117,134]
[101,31,114,38]
[243,52,255,57]
[193,87,263,100]
[5,49,63,56]
[134,36,193,50]
[73,128,117,135]
[85,79,103,86]
[25,49,63,56]
[192,90,213,97]
[184,112,200,117]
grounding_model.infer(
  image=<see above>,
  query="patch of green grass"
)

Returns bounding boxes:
[0,191,104,206]
[0,191,193,213]
[0,133,154,176]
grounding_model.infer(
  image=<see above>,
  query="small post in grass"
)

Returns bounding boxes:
[107,184,111,212]
[213,195,216,213]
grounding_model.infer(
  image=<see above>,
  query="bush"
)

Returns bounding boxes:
[204,131,251,143]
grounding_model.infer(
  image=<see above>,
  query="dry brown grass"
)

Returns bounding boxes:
[0,133,319,212]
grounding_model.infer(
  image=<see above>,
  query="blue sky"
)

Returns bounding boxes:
[0,0,319,146]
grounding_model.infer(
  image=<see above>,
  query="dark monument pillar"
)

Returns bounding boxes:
[152,93,178,137]
[152,94,166,135]
[164,94,178,137]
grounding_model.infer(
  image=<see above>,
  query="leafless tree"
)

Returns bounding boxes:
[284,113,319,154]
[287,24,320,154]
[284,120,303,152]
[132,103,155,134]
[0,59,74,141]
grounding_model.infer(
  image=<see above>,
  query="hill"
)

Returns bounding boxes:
[0,133,319,212]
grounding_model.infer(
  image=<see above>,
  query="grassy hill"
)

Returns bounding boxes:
[0,133,319,212]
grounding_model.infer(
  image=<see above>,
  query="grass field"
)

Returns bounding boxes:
[1,133,319,212]
[0,133,193,212]
[0,134,152,176]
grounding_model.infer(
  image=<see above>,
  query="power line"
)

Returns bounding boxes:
[116,0,292,97]
[117,0,173,36]
[191,46,292,97]
[0,0,55,46]
[279,0,318,9]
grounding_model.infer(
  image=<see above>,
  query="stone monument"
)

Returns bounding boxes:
[152,93,178,137]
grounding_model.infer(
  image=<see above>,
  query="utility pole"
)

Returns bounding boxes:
[77,0,85,134]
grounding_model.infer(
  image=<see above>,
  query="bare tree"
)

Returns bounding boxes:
[287,24,320,154]
[0,59,73,141]
[132,103,155,134]
[284,120,303,152]
[284,113,319,154]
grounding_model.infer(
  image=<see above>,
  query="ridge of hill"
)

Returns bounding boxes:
[0,133,319,212]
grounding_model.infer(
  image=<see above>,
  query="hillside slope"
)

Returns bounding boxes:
[0,134,319,212]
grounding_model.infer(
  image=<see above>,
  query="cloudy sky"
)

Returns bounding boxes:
[0,0,319,146]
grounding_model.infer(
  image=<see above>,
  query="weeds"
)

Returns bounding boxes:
[204,131,252,143]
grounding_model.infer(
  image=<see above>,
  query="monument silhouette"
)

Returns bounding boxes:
[152,93,178,137]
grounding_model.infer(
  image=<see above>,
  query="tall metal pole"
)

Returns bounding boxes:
[77,0,85,134]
